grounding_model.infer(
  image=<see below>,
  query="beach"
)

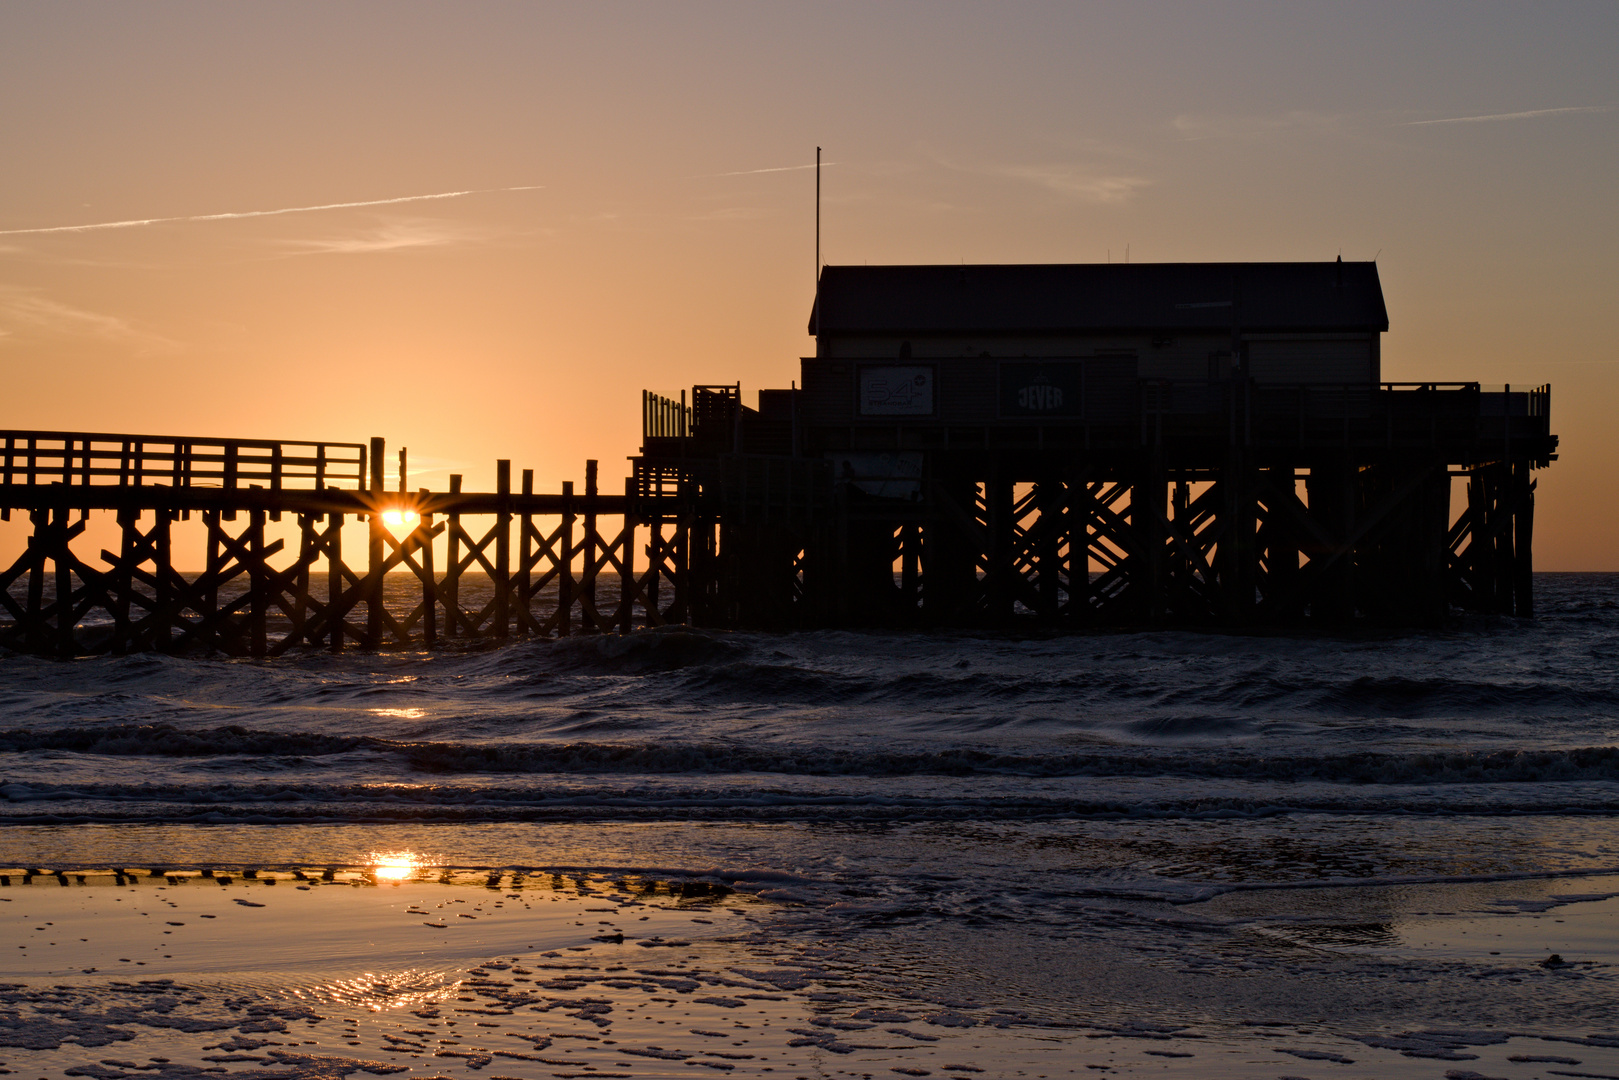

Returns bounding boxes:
[3,863,1618,1078]
[4,573,1619,1077]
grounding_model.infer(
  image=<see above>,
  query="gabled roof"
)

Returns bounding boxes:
[808,262,1388,336]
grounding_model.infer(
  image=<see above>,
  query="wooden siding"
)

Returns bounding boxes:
[1246,335,1375,384]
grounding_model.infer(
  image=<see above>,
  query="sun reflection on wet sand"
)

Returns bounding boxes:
[371,852,421,880]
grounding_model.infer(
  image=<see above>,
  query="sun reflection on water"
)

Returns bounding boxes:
[371,852,421,881]
[291,967,458,1012]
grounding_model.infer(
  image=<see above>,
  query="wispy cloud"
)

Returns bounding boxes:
[1172,111,1343,141]
[988,163,1150,204]
[0,185,543,237]
[1404,104,1614,126]
[699,162,834,178]
[0,285,174,350]
[685,206,776,222]
[274,219,485,257]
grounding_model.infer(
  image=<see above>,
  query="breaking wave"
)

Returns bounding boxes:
[5,723,1619,787]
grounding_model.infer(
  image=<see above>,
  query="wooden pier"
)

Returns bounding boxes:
[0,431,695,656]
[0,261,1561,656]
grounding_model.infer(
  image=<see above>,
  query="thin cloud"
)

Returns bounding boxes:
[991,163,1150,204]
[685,206,776,222]
[275,219,484,257]
[1172,111,1343,141]
[0,286,174,350]
[1405,104,1613,126]
[700,163,835,178]
[0,185,544,237]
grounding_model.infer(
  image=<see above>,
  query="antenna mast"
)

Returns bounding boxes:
[815,146,822,290]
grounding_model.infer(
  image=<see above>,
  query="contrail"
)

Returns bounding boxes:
[0,185,545,237]
[702,163,835,178]
[1406,104,1612,126]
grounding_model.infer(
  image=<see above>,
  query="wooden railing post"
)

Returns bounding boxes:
[223,442,238,522]
[270,445,283,522]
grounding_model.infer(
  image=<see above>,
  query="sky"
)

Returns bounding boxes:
[1,1,1616,569]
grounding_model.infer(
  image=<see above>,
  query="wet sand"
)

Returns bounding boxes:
[3,866,1619,1079]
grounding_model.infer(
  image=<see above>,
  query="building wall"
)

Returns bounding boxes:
[800,329,1381,427]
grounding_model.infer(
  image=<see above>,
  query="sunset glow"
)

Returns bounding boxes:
[0,5,1613,575]
[371,854,420,881]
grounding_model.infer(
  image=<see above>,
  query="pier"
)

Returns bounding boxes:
[0,432,684,656]
[1,261,1559,655]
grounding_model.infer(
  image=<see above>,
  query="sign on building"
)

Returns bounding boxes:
[1000,362,1084,417]
[859,365,934,416]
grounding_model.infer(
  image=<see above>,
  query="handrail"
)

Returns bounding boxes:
[1380,382,1481,391]
[641,390,692,440]
[0,430,367,490]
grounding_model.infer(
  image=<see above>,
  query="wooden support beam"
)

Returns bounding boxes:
[559,480,575,636]
[365,437,385,649]
[518,470,534,636]
[1514,463,1535,617]
[583,460,599,631]
[444,474,462,637]
[494,459,511,639]
[620,475,636,633]
[419,489,437,647]
[327,513,344,652]
[249,509,268,657]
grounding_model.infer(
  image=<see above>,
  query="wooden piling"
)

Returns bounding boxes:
[583,460,599,630]
[204,510,223,651]
[445,474,462,636]
[366,437,385,649]
[327,513,343,652]
[249,509,268,657]
[54,505,74,658]
[620,476,636,632]
[494,459,511,639]
[418,488,437,648]
[519,469,534,635]
[154,511,173,652]
[559,480,575,636]
[1513,462,1535,617]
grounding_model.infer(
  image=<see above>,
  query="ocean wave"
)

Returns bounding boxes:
[5,724,1619,786]
[2,777,1618,825]
[0,724,381,757]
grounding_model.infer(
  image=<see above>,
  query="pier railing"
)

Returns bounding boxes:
[0,434,700,657]
[0,431,367,491]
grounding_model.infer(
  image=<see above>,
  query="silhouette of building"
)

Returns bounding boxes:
[636,260,1554,627]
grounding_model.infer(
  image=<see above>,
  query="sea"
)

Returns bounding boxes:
[4,572,1619,1077]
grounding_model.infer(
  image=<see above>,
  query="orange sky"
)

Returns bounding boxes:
[2,3,1616,569]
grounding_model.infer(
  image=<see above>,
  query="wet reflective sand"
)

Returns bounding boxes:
[3,863,1618,1079]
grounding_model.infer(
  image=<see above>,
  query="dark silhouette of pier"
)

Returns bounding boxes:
[1,261,1558,656]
